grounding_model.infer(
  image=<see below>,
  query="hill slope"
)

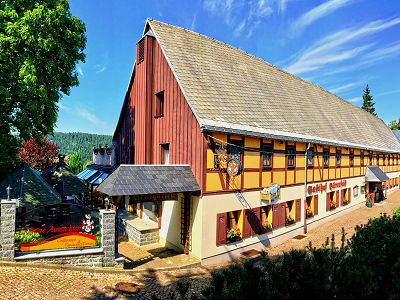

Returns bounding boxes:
[48,132,112,162]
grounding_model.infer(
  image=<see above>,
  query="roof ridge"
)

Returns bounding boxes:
[147,19,381,122]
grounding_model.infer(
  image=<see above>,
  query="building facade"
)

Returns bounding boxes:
[107,19,400,264]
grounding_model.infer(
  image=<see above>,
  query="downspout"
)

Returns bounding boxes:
[304,143,311,234]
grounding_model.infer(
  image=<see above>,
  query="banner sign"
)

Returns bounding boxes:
[307,180,347,195]
[15,204,101,253]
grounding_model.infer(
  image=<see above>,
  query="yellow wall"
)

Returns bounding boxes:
[204,132,400,193]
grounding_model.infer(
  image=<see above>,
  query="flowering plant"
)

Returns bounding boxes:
[286,215,295,225]
[330,201,337,210]
[306,208,314,218]
[261,223,272,231]
[227,228,241,241]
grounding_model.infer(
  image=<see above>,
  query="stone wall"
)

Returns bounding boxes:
[120,219,159,246]
[17,253,105,267]
[0,200,16,260]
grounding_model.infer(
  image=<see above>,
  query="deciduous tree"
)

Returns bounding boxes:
[388,119,400,130]
[0,0,86,179]
[66,151,83,174]
[18,137,59,171]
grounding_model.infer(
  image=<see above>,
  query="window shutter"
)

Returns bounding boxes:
[314,195,318,215]
[340,190,344,206]
[272,205,279,228]
[326,193,330,212]
[348,188,351,203]
[216,213,227,245]
[336,191,340,208]
[251,207,261,234]
[280,203,286,227]
[242,209,251,238]
[295,199,301,222]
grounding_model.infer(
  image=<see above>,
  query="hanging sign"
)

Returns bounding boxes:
[226,158,242,177]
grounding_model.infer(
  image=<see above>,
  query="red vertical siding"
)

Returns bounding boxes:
[119,35,205,189]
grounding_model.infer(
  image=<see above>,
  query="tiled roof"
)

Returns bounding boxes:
[41,163,90,196]
[97,165,200,196]
[393,130,400,141]
[0,164,61,206]
[146,19,400,153]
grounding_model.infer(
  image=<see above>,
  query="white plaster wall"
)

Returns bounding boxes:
[190,196,203,259]
[199,175,377,262]
[159,199,183,251]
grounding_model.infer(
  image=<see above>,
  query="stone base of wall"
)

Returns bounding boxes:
[16,253,105,267]
[119,220,159,246]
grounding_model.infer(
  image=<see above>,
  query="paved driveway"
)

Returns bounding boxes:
[1,189,399,299]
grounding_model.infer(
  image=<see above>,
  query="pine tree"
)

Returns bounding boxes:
[361,85,377,116]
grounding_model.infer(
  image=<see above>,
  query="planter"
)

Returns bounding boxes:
[227,236,242,243]
[285,219,295,226]
[260,225,272,234]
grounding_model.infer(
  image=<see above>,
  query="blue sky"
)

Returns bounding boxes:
[57,0,400,135]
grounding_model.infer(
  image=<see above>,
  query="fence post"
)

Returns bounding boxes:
[1,199,17,261]
[100,209,116,267]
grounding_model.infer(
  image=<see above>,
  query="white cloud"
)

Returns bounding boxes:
[377,89,400,97]
[95,64,107,73]
[190,14,197,31]
[283,18,400,75]
[77,66,84,77]
[329,82,358,94]
[278,0,288,14]
[347,96,362,103]
[75,107,107,127]
[202,0,278,38]
[290,0,353,36]
[59,103,106,127]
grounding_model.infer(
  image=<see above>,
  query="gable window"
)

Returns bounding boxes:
[360,151,364,166]
[262,144,272,168]
[377,154,380,165]
[336,150,341,166]
[287,146,295,167]
[369,152,373,165]
[323,149,329,167]
[161,144,170,165]
[349,150,354,166]
[138,39,145,64]
[306,147,314,167]
[155,91,165,118]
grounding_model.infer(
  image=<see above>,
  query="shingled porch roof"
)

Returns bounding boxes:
[97,165,200,196]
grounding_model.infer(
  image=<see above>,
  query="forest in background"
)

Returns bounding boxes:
[48,132,112,162]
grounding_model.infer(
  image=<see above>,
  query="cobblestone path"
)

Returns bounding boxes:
[0,189,399,299]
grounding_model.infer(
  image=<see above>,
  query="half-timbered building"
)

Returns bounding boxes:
[99,19,400,264]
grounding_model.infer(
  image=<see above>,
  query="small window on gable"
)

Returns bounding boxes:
[287,146,295,167]
[155,91,164,118]
[262,144,272,168]
[360,151,364,166]
[161,143,169,165]
[138,39,145,64]
[350,150,354,166]
[307,147,314,167]
[323,149,329,167]
[336,150,341,166]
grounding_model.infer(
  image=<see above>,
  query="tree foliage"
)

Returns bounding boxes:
[167,215,400,300]
[66,151,83,174]
[0,0,86,179]
[48,132,112,162]
[388,119,400,130]
[18,137,59,172]
[361,84,377,116]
